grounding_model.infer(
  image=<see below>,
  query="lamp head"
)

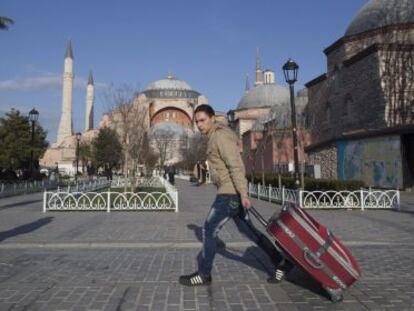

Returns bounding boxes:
[282,59,299,85]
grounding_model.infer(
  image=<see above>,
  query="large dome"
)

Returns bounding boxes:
[145,74,193,91]
[237,84,289,110]
[143,73,200,99]
[345,0,414,37]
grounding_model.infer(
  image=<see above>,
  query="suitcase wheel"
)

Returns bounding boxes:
[325,287,343,303]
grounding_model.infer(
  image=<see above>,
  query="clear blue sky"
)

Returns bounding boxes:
[0,0,367,143]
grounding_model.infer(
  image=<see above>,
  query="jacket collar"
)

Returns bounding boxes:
[207,122,219,139]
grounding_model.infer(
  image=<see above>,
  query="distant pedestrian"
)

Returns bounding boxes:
[167,165,176,185]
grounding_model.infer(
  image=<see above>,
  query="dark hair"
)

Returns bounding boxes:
[194,104,215,117]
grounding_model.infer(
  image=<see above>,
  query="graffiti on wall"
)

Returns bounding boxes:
[337,135,402,189]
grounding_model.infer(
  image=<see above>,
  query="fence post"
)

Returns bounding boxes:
[299,190,303,208]
[268,184,272,202]
[396,189,400,210]
[258,184,261,200]
[43,191,47,212]
[282,186,285,206]
[248,182,251,197]
[107,189,111,213]
[360,189,365,211]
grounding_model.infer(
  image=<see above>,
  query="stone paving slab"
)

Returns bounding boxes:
[0,180,414,310]
[0,246,413,310]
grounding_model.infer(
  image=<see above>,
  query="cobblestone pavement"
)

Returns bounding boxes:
[0,180,413,310]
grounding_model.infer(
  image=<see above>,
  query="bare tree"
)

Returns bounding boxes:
[180,133,208,172]
[139,133,158,176]
[380,43,414,126]
[103,84,148,179]
[151,128,176,167]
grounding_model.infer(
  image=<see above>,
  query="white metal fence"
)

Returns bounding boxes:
[43,176,178,212]
[248,182,400,210]
[0,180,58,198]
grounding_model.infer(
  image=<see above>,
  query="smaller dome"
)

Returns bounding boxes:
[145,74,193,91]
[345,0,414,37]
[238,84,289,110]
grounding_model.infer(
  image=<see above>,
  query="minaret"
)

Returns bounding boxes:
[85,71,94,131]
[245,73,250,93]
[56,40,74,145]
[254,48,263,86]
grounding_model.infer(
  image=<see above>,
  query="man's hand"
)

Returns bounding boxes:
[241,196,251,209]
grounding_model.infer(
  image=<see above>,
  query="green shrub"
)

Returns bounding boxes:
[247,173,365,191]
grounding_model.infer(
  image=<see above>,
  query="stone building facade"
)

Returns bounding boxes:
[104,73,209,167]
[242,126,310,177]
[305,0,414,189]
[228,52,309,176]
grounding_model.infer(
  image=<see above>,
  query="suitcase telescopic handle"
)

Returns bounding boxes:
[248,206,269,228]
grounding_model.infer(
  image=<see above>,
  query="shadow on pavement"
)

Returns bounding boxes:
[391,209,414,216]
[0,199,42,211]
[187,223,331,301]
[0,217,54,242]
[285,267,331,300]
[187,223,273,276]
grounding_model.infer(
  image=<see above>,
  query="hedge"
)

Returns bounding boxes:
[248,173,365,191]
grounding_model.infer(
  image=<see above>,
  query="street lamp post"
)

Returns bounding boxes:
[283,59,301,188]
[75,132,82,183]
[28,108,39,180]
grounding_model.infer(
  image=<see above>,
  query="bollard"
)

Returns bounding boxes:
[360,189,365,211]
[268,184,272,202]
[107,190,111,213]
[175,191,179,213]
[43,191,47,212]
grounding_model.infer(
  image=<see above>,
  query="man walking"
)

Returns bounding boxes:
[179,104,292,286]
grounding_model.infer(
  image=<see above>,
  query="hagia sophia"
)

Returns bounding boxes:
[41,0,414,190]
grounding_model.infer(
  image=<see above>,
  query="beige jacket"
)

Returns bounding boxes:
[206,122,248,198]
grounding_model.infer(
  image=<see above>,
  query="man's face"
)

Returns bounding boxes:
[195,111,215,135]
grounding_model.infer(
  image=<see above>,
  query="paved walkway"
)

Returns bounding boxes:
[0,181,413,310]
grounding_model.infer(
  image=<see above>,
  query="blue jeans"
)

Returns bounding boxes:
[198,194,284,276]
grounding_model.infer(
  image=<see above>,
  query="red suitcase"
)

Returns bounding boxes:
[249,203,361,302]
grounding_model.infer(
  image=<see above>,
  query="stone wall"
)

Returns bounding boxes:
[326,27,414,74]
[307,50,384,145]
[308,145,338,180]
